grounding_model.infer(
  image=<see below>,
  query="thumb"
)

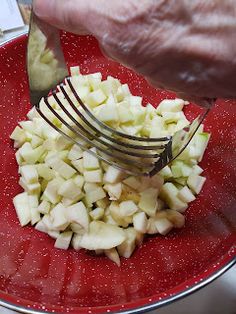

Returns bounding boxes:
[33,0,90,34]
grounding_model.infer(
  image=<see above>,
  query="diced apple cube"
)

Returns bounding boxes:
[10,126,26,147]
[160,183,188,212]
[31,135,43,148]
[43,177,64,204]
[192,165,204,175]
[58,179,82,199]
[156,99,187,114]
[19,143,45,164]
[104,166,124,184]
[117,101,134,123]
[138,188,158,217]
[35,220,48,233]
[73,175,84,188]
[19,178,41,195]
[119,200,138,217]
[158,165,173,179]
[154,218,173,235]
[133,212,148,233]
[38,200,51,214]
[20,165,38,184]
[79,221,125,250]
[178,186,196,203]
[86,89,107,107]
[68,144,83,160]
[83,150,99,170]
[187,174,206,194]
[123,176,141,190]
[117,228,136,258]
[28,194,39,208]
[51,203,69,231]
[66,202,89,231]
[104,183,122,200]
[71,159,84,173]
[84,169,103,183]
[54,231,73,250]
[86,187,106,204]
[46,155,77,179]
[166,210,185,228]
[13,192,31,226]
[30,207,41,225]
[36,164,55,181]
[96,102,119,123]
[89,207,104,220]
[71,233,82,250]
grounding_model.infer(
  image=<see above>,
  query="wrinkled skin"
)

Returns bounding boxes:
[34,0,236,106]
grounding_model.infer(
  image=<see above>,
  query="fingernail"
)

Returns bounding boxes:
[33,0,53,18]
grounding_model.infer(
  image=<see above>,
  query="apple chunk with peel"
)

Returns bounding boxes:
[79,221,125,250]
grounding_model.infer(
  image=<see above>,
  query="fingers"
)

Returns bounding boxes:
[33,0,90,34]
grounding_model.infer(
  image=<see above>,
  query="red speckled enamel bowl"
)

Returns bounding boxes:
[0,32,235,314]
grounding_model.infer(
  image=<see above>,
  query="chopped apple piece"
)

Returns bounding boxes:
[71,233,82,250]
[13,192,31,226]
[138,188,158,217]
[66,202,89,231]
[83,150,99,170]
[85,187,106,204]
[178,186,196,203]
[55,231,73,250]
[133,212,148,233]
[166,210,185,228]
[38,200,51,214]
[79,221,125,250]
[104,183,122,200]
[90,207,104,220]
[104,248,120,266]
[119,200,138,217]
[123,176,141,190]
[117,228,136,258]
[68,144,83,160]
[19,165,38,184]
[187,174,206,194]
[46,155,76,179]
[154,218,173,235]
[51,203,69,231]
[84,169,103,183]
[58,179,82,199]
[43,177,64,204]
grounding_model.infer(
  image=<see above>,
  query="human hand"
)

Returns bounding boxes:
[33,0,236,106]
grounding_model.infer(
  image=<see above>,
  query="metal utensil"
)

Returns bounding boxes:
[27,10,209,177]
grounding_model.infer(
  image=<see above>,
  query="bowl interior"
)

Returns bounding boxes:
[0,32,235,314]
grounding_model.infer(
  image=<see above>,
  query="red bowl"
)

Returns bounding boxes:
[0,32,235,314]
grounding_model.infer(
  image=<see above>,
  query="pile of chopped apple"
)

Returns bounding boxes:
[10,66,210,266]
